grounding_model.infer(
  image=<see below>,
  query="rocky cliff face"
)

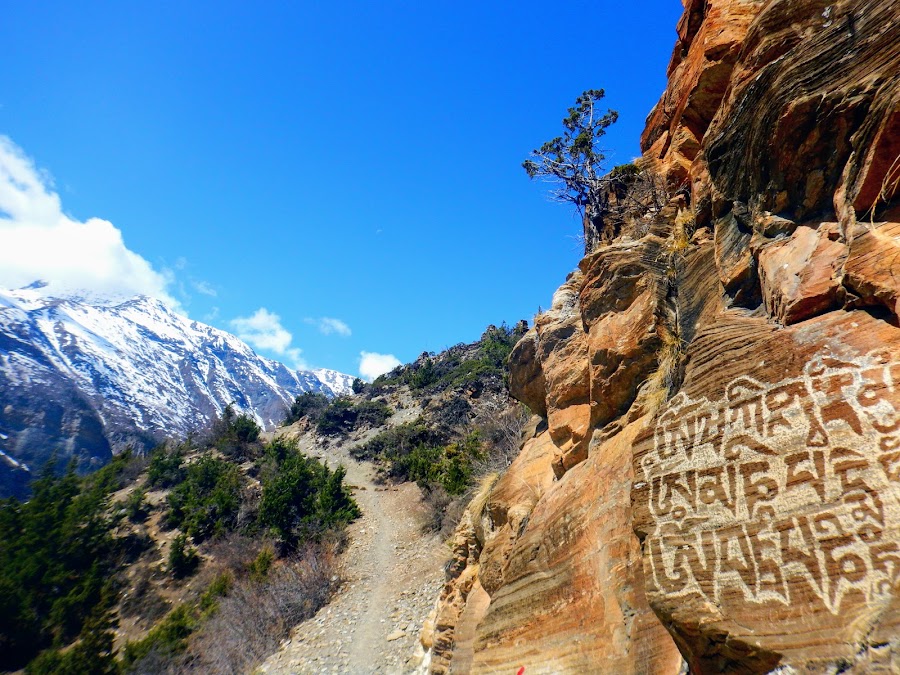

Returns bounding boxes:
[426,1,900,672]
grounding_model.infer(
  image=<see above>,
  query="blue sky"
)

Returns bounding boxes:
[0,1,682,379]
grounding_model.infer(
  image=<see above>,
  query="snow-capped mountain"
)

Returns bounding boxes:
[312,368,358,397]
[0,287,353,497]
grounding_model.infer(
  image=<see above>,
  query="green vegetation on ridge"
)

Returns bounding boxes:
[372,322,527,394]
[0,458,126,672]
[283,392,393,436]
[0,406,359,674]
[345,322,532,533]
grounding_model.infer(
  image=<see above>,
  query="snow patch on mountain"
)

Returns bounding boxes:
[0,449,29,472]
[313,368,356,396]
[0,287,354,495]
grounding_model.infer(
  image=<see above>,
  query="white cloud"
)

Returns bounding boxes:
[231,308,291,351]
[305,316,351,337]
[359,351,401,381]
[0,135,178,306]
[283,348,305,369]
[231,308,307,369]
[192,279,217,297]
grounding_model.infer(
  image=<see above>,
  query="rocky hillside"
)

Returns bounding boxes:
[256,323,531,673]
[286,322,530,534]
[426,1,900,673]
[0,286,352,498]
[0,321,528,674]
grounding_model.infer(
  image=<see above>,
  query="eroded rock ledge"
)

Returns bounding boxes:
[425,0,900,673]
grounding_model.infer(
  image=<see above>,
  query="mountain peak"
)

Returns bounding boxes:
[0,289,353,497]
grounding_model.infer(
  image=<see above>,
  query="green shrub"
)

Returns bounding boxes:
[248,547,275,583]
[400,433,482,496]
[315,465,360,526]
[366,322,526,395]
[283,392,330,426]
[350,420,443,465]
[408,357,438,389]
[168,533,199,578]
[258,450,358,544]
[232,415,260,444]
[399,444,443,485]
[124,487,149,523]
[199,573,232,616]
[147,444,186,488]
[351,420,437,459]
[442,434,482,494]
[0,463,120,670]
[166,454,243,541]
[262,436,297,465]
[353,399,393,428]
[25,607,119,675]
[354,423,482,496]
[213,405,261,460]
[610,162,640,178]
[121,604,196,670]
[316,398,393,436]
[258,454,321,539]
[316,398,355,436]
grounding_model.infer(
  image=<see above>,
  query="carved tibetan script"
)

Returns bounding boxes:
[638,350,900,614]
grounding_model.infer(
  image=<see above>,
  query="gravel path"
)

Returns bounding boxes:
[258,432,446,675]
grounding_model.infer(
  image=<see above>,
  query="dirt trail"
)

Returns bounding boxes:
[259,430,446,675]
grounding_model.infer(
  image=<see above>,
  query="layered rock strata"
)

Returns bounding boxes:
[426,0,900,672]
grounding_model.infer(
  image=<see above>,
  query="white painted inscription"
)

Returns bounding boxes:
[640,350,900,613]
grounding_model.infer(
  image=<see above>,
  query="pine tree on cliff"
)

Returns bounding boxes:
[522,89,618,240]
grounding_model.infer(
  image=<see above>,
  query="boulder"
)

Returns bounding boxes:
[507,327,547,418]
[843,221,900,321]
[700,0,900,225]
[757,224,847,324]
[641,0,766,185]
[579,241,665,431]
[532,272,593,473]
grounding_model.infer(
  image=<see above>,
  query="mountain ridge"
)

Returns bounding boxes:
[0,286,353,497]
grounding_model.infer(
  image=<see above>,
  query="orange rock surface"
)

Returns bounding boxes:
[427,1,900,672]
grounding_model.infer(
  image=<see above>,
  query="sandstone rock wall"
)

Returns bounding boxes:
[426,1,900,672]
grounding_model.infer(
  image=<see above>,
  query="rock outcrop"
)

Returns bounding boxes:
[426,0,900,672]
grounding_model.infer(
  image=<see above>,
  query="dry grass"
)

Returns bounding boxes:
[612,169,671,243]
[187,544,337,673]
[641,207,694,412]
[880,153,900,206]
[201,532,267,575]
[658,328,687,396]
[472,403,530,475]
[421,485,467,537]
[467,472,500,545]
[124,542,339,674]
[639,328,686,417]
[469,472,499,519]
[672,208,694,251]
[119,567,172,628]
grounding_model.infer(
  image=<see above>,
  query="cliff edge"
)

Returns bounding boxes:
[425,0,900,672]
